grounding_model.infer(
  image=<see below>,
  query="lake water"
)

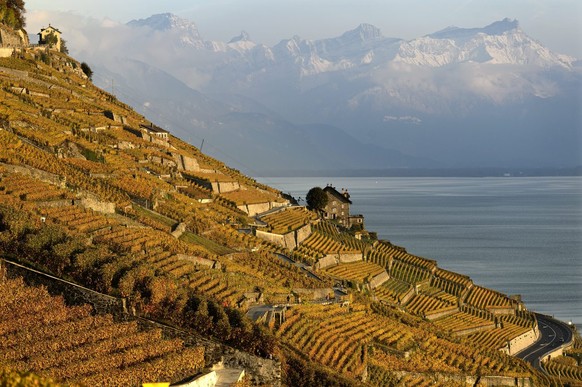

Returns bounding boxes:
[258,176,582,325]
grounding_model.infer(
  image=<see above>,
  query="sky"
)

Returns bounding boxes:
[25,0,582,57]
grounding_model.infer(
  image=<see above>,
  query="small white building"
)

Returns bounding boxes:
[38,25,62,51]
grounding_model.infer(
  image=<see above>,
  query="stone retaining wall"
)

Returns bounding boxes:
[501,327,539,355]
[295,223,312,245]
[452,322,496,337]
[338,252,362,263]
[176,254,219,270]
[368,271,389,289]
[314,255,338,270]
[424,306,459,321]
[255,223,312,250]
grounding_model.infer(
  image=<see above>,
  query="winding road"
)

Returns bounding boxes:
[516,313,573,371]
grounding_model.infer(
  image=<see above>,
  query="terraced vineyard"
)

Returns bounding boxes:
[373,278,411,303]
[324,261,384,282]
[543,358,582,385]
[278,303,533,383]
[0,277,205,386]
[299,230,359,255]
[465,285,515,310]
[433,307,495,335]
[260,206,316,234]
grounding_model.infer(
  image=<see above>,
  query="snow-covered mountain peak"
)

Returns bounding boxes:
[128,13,199,35]
[429,18,519,40]
[341,23,383,43]
[127,13,204,48]
[229,31,251,43]
[397,18,573,68]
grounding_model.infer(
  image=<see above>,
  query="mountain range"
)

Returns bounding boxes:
[70,14,581,175]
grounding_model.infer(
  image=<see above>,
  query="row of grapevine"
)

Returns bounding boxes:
[543,358,582,384]
[467,323,531,350]
[324,261,384,282]
[376,241,436,271]
[0,277,205,386]
[314,220,368,251]
[403,293,456,316]
[261,207,316,234]
[41,205,114,234]
[464,285,514,309]
[373,278,411,303]
[300,231,355,255]
[433,310,495,334]
[390,259,431,285]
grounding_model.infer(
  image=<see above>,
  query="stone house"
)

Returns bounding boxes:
[38,25,62,51]
[322,185,365,229]
[322,186,352,227]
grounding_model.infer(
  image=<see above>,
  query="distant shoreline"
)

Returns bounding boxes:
[256,166,582,178]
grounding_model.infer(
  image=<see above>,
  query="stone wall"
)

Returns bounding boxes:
[240,202,286,217]
[175,370,217,387]
[295,223,312,245]
[293,287,334,301]
[255,223,312,250]
[255,229,286,248]
[501,327,539,355]
[451,322,496,337]
[368,270,389,289]
[211,181,240,194]
[175,254,219,270]
[338,252,362,263]
[79,195,116,214]
[1,258,127,316]
[314,255,338,270]
[399,287,415,305]
[173,153,200,172]
[478,375,533,387]
[0,28,25,48]
[487,306,516,316]
[424,306,459,321]
[0,47,14,58]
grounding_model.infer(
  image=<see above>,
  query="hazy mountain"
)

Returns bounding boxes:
[75,14,580,174]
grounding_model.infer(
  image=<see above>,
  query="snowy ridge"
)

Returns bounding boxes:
[126,14,575,74]
[398,19,574,68]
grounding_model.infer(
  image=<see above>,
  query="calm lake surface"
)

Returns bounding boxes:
[258,176,582,325]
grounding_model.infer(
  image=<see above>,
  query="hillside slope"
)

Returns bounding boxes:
[0,48,561,386]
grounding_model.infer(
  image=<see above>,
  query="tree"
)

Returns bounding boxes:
[0,0,26,28]
[60,38,68,54]
[43,31,58,48]
[80,62,93,81]
[306,187,328,211]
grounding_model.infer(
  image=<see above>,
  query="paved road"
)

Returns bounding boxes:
[516,313,573,371]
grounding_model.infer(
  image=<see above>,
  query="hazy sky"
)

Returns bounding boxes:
[26,0,582,57]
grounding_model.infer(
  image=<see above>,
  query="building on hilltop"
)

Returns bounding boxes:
[322,185,365,229]
[139,123,169,140]
[38,25,62,51]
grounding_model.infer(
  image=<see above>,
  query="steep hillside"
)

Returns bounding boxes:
[0,47,562,386]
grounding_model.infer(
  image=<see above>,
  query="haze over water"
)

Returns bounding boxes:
[260,176,582,326]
